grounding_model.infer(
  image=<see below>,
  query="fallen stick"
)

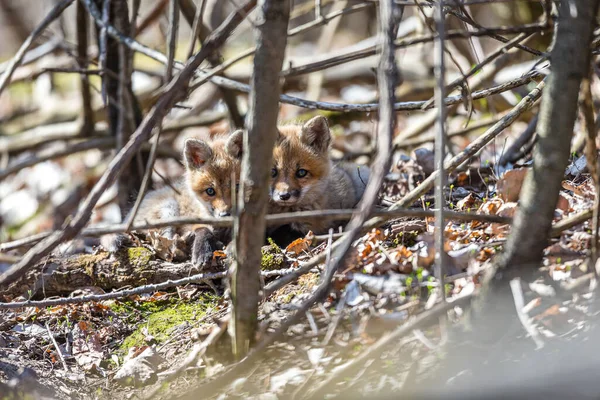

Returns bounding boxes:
[0,209,512,252]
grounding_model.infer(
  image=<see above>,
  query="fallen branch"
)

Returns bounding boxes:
[0,209,512,252]
[0,249,303,305]
[0,270,227,309]
[550,209,593,237]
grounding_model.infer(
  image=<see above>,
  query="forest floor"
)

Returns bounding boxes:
[2,145,599,399]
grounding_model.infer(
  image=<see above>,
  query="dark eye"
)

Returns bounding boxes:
[205,188,216,196]
[271,168,278,178]
[296,169,308,178]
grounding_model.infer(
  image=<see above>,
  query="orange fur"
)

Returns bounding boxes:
[131,131,243,236]
[269,116,370,234]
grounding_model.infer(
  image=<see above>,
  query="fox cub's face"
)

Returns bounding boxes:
[184,131,243,217]
[270,116,331,207]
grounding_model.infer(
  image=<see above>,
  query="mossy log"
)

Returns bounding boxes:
[0,248,223,300]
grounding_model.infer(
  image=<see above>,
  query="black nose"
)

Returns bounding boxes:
[219,211,231,217]
[279,192,291,201]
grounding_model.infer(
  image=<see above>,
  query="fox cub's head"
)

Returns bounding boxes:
[184,130,243,217]
[270,116,331,207]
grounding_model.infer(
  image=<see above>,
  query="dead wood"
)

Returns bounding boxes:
[0,250,222,300]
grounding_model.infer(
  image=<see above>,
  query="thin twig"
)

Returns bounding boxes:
[0,209,512,253]
[509,278,544,349]
[186,0,206,60]
[433,0,447,303]
[165,0,179,81]
[582,77,600,274]
[0,137,181,181]
[280,23,548,77]
[124,126,163,231]
[45,322,70,371]
[421,32,532,109]
[207,70,544,112]
[76,0,94,136]
[99,0,111,105]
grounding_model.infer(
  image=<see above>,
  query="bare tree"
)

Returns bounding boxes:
[430,0,600,394]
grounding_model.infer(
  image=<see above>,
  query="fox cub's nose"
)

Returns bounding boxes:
[218,211,231,217]
[278,192,291,201]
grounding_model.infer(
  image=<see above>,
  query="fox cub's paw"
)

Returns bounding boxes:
[100,233,131,253]
[191,228,223,268]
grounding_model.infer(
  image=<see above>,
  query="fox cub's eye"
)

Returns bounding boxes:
[271,168,278,178]
[205,188,216,196]
[296,169,308,178]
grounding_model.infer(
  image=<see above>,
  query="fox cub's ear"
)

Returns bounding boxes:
[300,115,330,153]
[184,138,212,170]
[226,129,244,159]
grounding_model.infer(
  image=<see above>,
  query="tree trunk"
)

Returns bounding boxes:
[230,0,290,358]
[499,0,598,269]
[430,0,600,394]
[95,0,146,216]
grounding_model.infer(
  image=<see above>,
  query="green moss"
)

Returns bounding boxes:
[125,247,153,267]
[261,243,284,270]
[67,252,109,278]
[120,296,218,351]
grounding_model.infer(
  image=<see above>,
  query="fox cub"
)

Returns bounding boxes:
[269,116,370,236]
[105,130,243,267]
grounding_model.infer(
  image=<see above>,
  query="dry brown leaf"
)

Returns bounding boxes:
[562,180,595,199]
[497,168,529,202]
[478,197,504,215]
[456,193,477,210]
[72,321,104,371]
[213,250,227,259]
[285,231,314,255]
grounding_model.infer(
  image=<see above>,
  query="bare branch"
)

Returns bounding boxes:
[280,23,548,78]
[76,0,94,136]
[0,0,75,97]
[0,208,510,253]
[433,0,447,302]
